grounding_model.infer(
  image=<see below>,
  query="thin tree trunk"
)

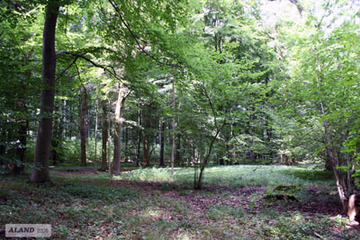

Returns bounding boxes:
[51,104,59,166]
[175,133,181,166]
[171,77,176,174]
[143,105,151,168]
[94,96,99,165]
[30,0,60,183]
[79,85,88,167]
[124,125,129,162]
[159,120,166,167]
[136,109,142,167]
[100,99,108,171]
[194,85,226,190]
[194,128,222,190]
[112,83,129,175]
[108,117,111,173]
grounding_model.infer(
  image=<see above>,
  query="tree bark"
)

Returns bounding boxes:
[100,99,108,171]
[171,77,176,174]
[112,83,129,175]
[159,120,166,167]
[135,109,142,167]
[79,85,88,167]
[143,105,151,168]
[30,0,60,183]
[124,125,129,162]
[108,116,111,173]
[175,133,181,166]
[94,95,99,164]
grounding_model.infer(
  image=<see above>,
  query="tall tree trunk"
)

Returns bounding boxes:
[69,101,74,139]
[30,0,60,183]
[124,125,129,162]
[112,83,129,175]
[79,85,88,167]
[94,95,99,165]
[51,104,59,166]
[108,117,111,173]
[135,109,142,167]
[159,120,166,167]
[59,98,66,164]
[100,99,108,171]
[171,77,176,174]
[143,105,151,168]
[175,133,181,166]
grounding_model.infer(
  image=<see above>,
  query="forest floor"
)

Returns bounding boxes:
[1,165,360,239]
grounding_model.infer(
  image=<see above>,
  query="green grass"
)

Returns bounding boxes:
[112,165,334,187]
[1,165,358,239]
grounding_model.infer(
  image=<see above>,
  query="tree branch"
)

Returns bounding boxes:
[56,51,122,82]
[55,55,78,81]
[107,0,179,68]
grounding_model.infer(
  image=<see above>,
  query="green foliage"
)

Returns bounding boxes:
[113,165,334,188]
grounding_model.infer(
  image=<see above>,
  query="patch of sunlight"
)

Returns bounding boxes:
[111,175,122,181]
[292,212,305,222]
[176,233,191,240]
[206,167,221,172]
[141,207,168,220]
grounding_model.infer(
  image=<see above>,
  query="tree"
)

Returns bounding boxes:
[79,85,88,167]
[100,96,109,171]
[270,0,360,211]
[112,83,130,175]
[30,0,60,183]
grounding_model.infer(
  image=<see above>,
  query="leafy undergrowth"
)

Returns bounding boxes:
[1,165,359,239]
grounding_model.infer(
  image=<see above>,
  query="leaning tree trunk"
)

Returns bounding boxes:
[112,83,129,175]
[315,53,355,213]
[194,128,221,190]
[100,98,108,171]
[30,0,60,183]
[79,85,88,167]
[320,102,352,211]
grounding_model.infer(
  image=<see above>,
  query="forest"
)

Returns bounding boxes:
[0,0,360,239]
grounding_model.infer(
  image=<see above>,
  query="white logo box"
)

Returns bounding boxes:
[5,224,52,238]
